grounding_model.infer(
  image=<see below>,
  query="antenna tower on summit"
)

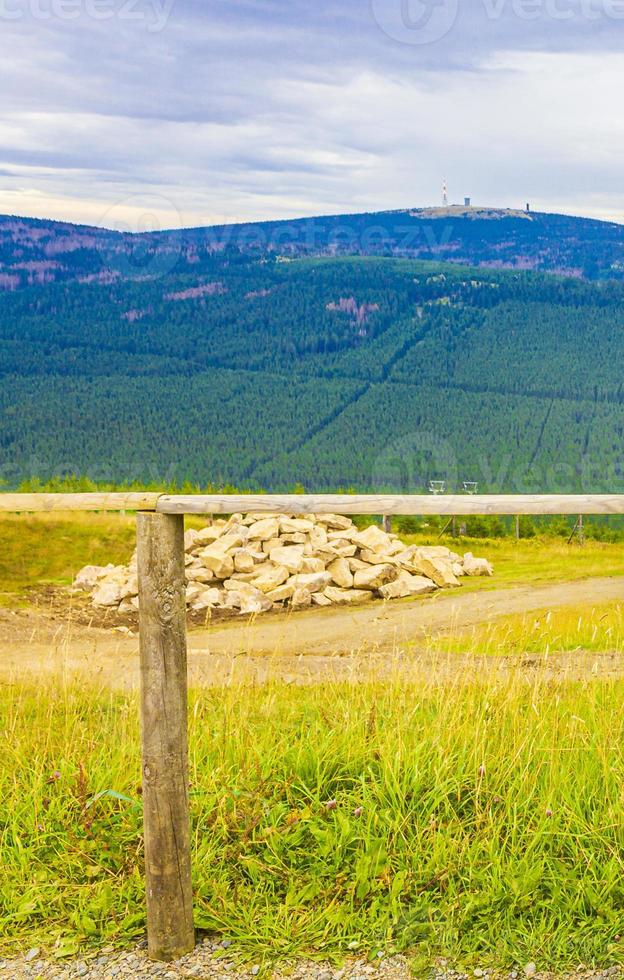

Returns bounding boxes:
[442,178,448,208]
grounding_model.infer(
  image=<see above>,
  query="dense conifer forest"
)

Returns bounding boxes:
[2,226,624,492]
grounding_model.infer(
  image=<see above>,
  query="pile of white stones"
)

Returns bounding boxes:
[73,513,493,617]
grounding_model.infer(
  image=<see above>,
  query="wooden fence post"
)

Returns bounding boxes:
[136,512,195,962]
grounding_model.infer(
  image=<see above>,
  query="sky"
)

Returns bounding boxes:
[1,0,624,231]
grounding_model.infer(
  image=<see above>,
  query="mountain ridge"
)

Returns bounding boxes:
[3,205,624,290]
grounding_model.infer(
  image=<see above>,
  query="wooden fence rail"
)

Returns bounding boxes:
[0,492,161,512]
[3,492,624,515]
[156,493,624,517]
[2,491,624,960]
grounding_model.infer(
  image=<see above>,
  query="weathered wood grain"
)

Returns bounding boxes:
[156,493,624,516]
[136,513,195,961]
[3,491,624,516]
[0,492,161,512]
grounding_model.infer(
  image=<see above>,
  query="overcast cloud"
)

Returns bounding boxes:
[1,0,623,229]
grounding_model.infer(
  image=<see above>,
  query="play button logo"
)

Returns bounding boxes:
[371,0,460,45]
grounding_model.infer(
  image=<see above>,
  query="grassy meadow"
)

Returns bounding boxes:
[2,673,624,968]
[426,602,624,659]
[0,511,219,603]
[1,513,624,969]
[0,513,137,603]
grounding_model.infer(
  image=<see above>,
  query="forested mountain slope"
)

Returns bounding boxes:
[3,205,624,292]
[1,250,623,492]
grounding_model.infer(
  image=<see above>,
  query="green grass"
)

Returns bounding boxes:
[0,512,212,603]
[0,513,136,602]
[428,601,624,657]
[2,516,624,967]
[404,533,624,590]
[3,674,624,968]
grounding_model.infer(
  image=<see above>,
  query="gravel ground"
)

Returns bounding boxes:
[0,942,622,980]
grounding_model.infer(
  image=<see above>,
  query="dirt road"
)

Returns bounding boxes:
[0,576,622,687]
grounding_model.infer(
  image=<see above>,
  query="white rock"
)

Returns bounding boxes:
[223,579,265,596]
[266,582,297,602]
[242,512,283,524]
[379,573,437,599]
[324,586,374,605]
[280,517,314,533]
[268,545,305,573]
[315,514,353,530]
[378,579,411,600]
[222,513,244,531]
[185,566,215,584]
[327,557,354,589]
[353,564,398,591]
[300,556,326,573]
[309,525,328,548]
[333,542,358,558]
[250,563,290,593]
[291,586,312,609]
[394,546,418,565]
[290,571,332,593]
[120,573,138,598]
[198,551,234,579]
[233,549,256,573]
[262,537,282,554]
[247,517,280,541]
[83,512,492,619]
[353,525,393,553]
[279,531,307,544]
[232,548,267,565]
[462,553,494,576]
[314,544,341,562]
[417,545,458,561]
[327,528,361,543]
[359,548,399,566]
[238,593,273,615]
[213,532,245,554]
[184,529,200,551]
[402,573,438,595]
[311,592,333,607]
[222,591,243,609]
[92,578,126,607]
[190,588,223,611]
[414,556,460,588]
[224,571,256,584]
[195,524,225,545]
[348,557,370,572]
[73,564,112,591]
[185,583,206,604]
